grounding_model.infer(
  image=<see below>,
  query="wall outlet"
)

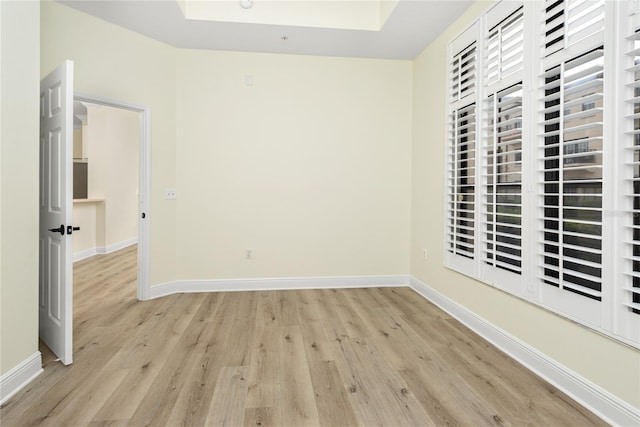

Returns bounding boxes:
[165,189,177,200]
[245,249,253,260]
[423,248,428,260]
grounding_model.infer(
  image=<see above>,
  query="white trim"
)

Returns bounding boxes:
[0,352,42,405]
[73,247,97,262]
[73,237,137,262]
[73,93,150,302]
[96,237,138,255]
[409,276,640,427]
[148,275,409,300]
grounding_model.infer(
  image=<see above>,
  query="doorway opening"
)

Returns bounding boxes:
[72,93,151,302]
[39,62,151,366]
[40,93,151,366]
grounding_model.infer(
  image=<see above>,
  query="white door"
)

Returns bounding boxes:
[39,60,74,365]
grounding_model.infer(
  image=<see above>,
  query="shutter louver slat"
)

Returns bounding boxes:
[566,1,604,46]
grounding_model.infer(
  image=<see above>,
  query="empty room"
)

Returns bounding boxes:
[1,0,639,425]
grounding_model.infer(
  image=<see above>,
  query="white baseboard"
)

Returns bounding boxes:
[0,352,42,405]
[148,274,409,300]
[409,276,640,427]
[74,237,137,262]
[73,247,97,262]
[96,238,137,255]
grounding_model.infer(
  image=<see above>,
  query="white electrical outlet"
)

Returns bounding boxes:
[165,189,177,200]
[423,248,428,260]
[246,249,253,259]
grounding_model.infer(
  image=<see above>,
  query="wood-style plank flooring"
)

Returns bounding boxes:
[0,245,606,426]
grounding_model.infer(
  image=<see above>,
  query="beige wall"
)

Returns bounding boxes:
[176,50,412,279]
[72,128,83,159]
[72,201,104,255]
[410,0,640,408]
[41,0,177,285]
[0,0,40,375]
[84,104,139,248]
[42,0,412,286]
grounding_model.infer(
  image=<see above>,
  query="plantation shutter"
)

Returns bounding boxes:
[539,0,605,325]
[447,24,480,274]
[621,0,640,343]
[443,0,639,347]
[482,3,525,292]
[448,105,477,261]
[483,85,523,276]
[450,42,477,103]
[544,0,605,60]
[486,6,524,86]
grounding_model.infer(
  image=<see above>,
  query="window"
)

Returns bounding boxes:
[540,47,604,322]
[481,3,525,293]
[448,104,477,260]
[484,84,523,277]
[447,24,479,272]
[445,0,640,348]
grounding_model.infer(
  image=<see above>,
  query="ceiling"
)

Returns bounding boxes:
[56,0,474,60]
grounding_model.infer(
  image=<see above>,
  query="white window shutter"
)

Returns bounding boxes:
[620,0,640,344]
[482,3,526,293]
[486,5,524,88]
[443,0,639,348]
[447,23,480,275]
[543,0,605,67]
[483,85,523,275]
[451,43,477,103]
[448,104,477,261]
[539,0,605,325]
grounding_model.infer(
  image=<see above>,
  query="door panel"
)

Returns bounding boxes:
[39,60,74,365]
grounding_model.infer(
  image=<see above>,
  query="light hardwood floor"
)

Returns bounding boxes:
[0,245,606,426]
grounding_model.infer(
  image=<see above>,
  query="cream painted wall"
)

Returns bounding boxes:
[0,0,40,375]
[410,0,640,409]
[176,50,412,279]
[41,0,177,285]
[84,104,139,248]
[41,0,412,285]
[72,201,104,255]
[72,128,82,159]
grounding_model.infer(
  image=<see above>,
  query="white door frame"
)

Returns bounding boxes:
[74,93,151,300]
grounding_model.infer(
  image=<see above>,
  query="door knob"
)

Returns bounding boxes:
[48,224,65,235]
[67,225,80,235]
